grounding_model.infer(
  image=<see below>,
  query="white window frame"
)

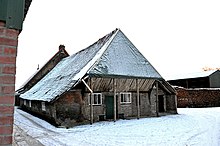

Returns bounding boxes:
[120,92,132,104]
[24,100,26,106]
[89,93,102,105]
[29,100,31,107]
[42,102,46,111]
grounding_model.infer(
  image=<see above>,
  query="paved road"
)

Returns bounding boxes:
[13,116,44,146]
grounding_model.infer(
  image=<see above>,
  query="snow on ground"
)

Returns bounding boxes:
[14,107,220,146]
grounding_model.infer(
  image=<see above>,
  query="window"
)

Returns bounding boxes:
[89,93,102,105]
[24,100,26,106]
[29,100,31,107]
[42,102,46,111]
[120,92,131,104]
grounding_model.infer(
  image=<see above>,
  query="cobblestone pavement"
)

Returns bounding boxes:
[13,124,44,146]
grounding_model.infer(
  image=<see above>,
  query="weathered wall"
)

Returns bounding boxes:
[55,90,85,126]
[83,92,105,122]
[0,21,19,145]
[20,99,56,124]
[175,87,220,108]
[83,78,176,122]
[166,95,177,113]
[130,92,151,117]
[140,93,152,116]
[19,90,85,128]
[19,90,84,127]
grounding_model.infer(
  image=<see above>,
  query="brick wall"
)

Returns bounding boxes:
[0,21,19,145]
[175,87,220,108]
[55,90,84,126]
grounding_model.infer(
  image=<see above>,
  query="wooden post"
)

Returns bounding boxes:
[155,80,159,117]
[90,78,93,124]
[136,79,140,119]
[186,80,189,88]
[113,78,117,122]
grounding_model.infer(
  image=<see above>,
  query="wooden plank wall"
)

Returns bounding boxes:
[89,77,155,92]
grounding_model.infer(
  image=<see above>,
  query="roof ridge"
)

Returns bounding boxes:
[87,29,119,71]
[72,29,119,81]
[69,28,119,58]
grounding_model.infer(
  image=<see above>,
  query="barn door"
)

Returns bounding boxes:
[105,96,114,119]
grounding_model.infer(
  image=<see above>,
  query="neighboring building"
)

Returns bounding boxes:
[0,0,32,145]
[168,70,220,88]
[168,70,220,108]
[17,29,177,127]
[15,45,69,105]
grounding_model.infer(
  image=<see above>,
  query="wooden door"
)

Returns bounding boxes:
[105,96,114,119]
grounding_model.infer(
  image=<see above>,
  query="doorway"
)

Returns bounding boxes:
[158,95,165,112]
[105,96,114,119]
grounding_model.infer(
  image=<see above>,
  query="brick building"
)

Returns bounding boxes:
[0,0,32,145]
[17,29,177,127]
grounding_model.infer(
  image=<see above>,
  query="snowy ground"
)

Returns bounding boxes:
[14,107,220,146]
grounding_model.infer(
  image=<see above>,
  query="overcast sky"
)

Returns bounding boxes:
[16,0,220,89]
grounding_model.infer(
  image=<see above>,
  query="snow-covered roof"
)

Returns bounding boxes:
[167,70,217,81]
[20,28,162,102]
[88,30,162,79]
[17,46,69,92]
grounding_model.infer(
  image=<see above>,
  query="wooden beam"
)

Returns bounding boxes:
[90,78,94,124]
[82,79,93,93]
[136,79,140,119]
[113,78,117,122]
[155,80,159,117]
[186,80,189,88]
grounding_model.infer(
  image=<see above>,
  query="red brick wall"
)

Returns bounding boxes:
[0,21,19,145]
[175,87,220,108]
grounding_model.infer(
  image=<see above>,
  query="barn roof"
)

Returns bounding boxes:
[20,28,162,102]
[167,70,218,81]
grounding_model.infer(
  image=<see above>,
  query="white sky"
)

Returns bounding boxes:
[16,0,220,89]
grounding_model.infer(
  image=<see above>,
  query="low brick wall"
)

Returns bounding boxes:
[175,87,220,108]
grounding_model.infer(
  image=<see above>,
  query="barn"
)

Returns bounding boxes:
[167,70,220,108]
[17,29,177,127]
[168,70,220,88]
